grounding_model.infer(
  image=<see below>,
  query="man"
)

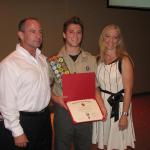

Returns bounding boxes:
[0,17,52,150]
[49,16,107,150]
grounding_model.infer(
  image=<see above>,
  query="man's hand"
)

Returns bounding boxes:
[14,134,29,147]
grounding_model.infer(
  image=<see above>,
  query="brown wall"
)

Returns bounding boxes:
[0,0,150,94]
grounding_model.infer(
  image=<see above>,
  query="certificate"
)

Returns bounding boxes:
[62,72,103,123]
[66,98,103,123]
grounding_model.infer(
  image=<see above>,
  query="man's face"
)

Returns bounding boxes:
[63,24,82,48]
[19,20,42,52]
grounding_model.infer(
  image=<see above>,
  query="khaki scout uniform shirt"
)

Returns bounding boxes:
[50,46,97,96]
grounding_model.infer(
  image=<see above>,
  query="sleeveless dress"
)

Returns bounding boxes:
[92,59,135,150]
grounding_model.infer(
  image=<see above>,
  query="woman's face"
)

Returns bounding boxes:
[103,27,120,51]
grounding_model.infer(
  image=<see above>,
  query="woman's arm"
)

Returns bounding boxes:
[119,56,134,130]
[95,88,107,120]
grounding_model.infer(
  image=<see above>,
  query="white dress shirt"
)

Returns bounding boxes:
[0,44,51,137]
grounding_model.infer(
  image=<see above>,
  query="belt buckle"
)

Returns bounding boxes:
[40,107,47,113]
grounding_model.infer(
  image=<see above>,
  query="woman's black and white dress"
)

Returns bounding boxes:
[92,59,135,150]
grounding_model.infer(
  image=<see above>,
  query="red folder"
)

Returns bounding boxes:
[62,72,103,123]
[62,72,95,102]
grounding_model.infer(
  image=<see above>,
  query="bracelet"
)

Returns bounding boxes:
[122,112,128,116]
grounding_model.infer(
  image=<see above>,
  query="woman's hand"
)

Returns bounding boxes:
[119,115,128,130]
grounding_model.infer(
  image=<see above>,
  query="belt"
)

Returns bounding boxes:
[20,106,49,116]
[100,88,124,122]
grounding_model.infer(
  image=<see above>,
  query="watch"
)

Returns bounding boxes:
[122,112,128,116]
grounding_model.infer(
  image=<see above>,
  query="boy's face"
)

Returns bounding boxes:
[63,24,82,48]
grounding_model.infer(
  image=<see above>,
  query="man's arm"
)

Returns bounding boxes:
[0,63,28,147]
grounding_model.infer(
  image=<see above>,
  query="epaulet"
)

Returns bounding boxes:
[48,55,58,62]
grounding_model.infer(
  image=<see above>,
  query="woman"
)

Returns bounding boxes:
[92,24,136,150]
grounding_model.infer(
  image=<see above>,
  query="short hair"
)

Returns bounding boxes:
[63,16,84,33]
[18,17,39,32]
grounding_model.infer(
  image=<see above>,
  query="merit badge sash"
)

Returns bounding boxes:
[49,56,70,83]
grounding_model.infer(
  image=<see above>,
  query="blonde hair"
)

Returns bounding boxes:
[99,24,130,62]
